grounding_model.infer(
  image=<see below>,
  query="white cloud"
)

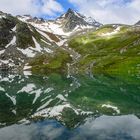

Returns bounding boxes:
[0,0,64,17]
[68,0,140,24]
[0,0,140,24]
[41,0,64,16]
[0,0,36,15]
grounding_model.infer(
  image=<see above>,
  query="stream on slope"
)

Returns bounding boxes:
[0,72,140,140]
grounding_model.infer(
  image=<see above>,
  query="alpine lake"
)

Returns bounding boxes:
[0,72,140,140]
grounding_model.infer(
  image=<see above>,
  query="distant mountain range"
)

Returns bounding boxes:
[0,9,140,75]
[17,8,102,36]
[0,9,102,73]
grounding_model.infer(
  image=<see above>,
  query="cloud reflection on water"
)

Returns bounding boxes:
[0,115,140,140]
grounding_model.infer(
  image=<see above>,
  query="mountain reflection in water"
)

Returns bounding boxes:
[0,72,140,139]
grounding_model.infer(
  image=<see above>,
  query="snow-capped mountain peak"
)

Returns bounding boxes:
[56,8,102,32]
[16,8,102,36]
[83,16,101,26]
[59,8,101,26]
[64,8,84,18]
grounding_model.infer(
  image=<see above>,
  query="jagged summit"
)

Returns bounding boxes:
[15,8,102,35]
[67,8,74,12]
[64,8,83,18]
[57,8,102,32]
[66,8,75,14]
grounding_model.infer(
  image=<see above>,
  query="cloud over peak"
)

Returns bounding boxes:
[68,0,140,24]
[0,0,140,24]
[0,0,64,17]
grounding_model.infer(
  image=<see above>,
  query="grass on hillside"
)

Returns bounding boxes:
[29,48,72,75]
[69,25,140,76]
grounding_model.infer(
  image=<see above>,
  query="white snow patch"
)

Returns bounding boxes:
[0,86,5,91]
[6,93,16,105]
[0,77,9,82]
[44,87,54,93]
[41,39,51,45]
[41,95,51,102]
[32,104,71,118]
[74,11,82,18]
[37,99,53,111]
[18,84,35,93]
[44,47,53,53]
[32,89,42,104]
[0,60,9,64]
[8,75,16,79]
[18,16,31,22]
[32,37,42,52]
[102,104,120,114]
[18,118,30,124]
[5,36,16,48]
[56,94,67,101]
[23,65,32,70]
[18,47,36,58]
[36,29,52,41]
[65,94,68,97]
[47,22,72,36]
[23,71,32,76]
[84,17,96,24]
[80,111,93,115]
[56,39,67,46]
[28,25,33,32]
[29,22,51,33]
[0,50,5,55]
[18,37,53,57]
[9,63,15,67]
[0,15,6,19]
[12,26,16,32]
[12,109,16,115]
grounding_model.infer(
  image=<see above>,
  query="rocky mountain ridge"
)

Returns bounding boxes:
[17,8,101,36]
[1,9,140,76]
[0,9,102,74]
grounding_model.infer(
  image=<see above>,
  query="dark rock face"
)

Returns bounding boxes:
[0,12,59,72]
[27,17,45,23]
[16,22,34,49]
[59,8,101,32]
[0,13,33,71]
[63,9,88,32]
[0,15,16,49]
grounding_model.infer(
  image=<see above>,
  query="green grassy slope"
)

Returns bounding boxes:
[69,25,140,77]
[29,48,72,75]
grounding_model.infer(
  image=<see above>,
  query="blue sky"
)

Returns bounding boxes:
[57,0,75,11]
[0,0,140,24]
[41,0,76,19]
